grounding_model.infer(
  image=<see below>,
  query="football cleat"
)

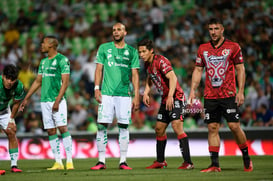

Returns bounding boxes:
[0,170,5,175]
[47,162,64,170]
[178,162,194,169]
[66,162,74,170]
[244,160,253,172]
[119,162,132,170]
[200,165,221,172]
[90,162,106,170]
[146,160,168,169]
[11,166,22,173]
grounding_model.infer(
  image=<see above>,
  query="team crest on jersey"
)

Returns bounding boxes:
[196,57,201,63]
[222,49,230,56]
[124,50,129,56]
[52,59,57,66]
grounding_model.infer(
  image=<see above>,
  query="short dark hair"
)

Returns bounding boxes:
[208,17,223,25]
[3,64,19,81]
[137,39,154,50]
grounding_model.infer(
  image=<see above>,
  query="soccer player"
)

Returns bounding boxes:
[138,39,194,169]
[19,36,74,170]
[188,18,253,172]
[0,64,24,173]
[90,23,140,170]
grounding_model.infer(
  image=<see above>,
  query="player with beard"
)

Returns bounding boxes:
[90,23,140,170]
[189,18,253,172]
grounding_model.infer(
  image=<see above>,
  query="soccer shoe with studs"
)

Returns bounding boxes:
[178,162,194,169]
[244,160,253,172]
[66,162,74,170]
[47,162,64,170]
[200,165,221,172]
[11,166,22,173]
[0,170,5,175]
[146,160,168,169]
[90,162,106,170]
[119,162,132,170]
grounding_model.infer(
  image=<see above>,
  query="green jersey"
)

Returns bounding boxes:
[0,76,24,110]
[96,42,140,96]
[38,53,70,102]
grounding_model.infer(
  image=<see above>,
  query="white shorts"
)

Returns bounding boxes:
[97,95,132,124]
[0,108,11,130]
[41,99,68,129]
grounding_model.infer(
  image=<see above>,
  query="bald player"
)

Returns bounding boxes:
[90,23,140,170]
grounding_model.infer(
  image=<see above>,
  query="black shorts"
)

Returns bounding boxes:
[157,99,185,124]
[204,97,239,124]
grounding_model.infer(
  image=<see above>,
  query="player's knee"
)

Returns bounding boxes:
[6,129,16,138]
[228,123,240,132]
[208,123,219,132]
[154,127,165,136]
[47,128,57,135]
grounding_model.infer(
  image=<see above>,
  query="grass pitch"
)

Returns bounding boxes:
[0,156,272,181]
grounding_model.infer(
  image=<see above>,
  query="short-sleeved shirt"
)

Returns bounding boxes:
[96,42,140,97]
[38,53,70,102]
[145,54,185,104]
[0,76,24,110]
[195,39,244,99]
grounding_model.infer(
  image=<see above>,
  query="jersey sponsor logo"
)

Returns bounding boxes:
[203,50,230,87]
[226,109,236,114]
[123,57,129,60]
[114,63,128,68]
[157,114,162,120]
[108,61,114,67]
[42,73,55,77]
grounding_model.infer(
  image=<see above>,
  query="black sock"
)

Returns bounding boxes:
[179,137,192,164]
[210,151,219,167]
[241,147,250,167]
[156,137,167,162]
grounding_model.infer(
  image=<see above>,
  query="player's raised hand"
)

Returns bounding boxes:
[143,93,150,107]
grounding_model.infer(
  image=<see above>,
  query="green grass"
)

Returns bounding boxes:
[1,156,272,181]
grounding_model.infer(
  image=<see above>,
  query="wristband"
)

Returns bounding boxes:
[9,118,15,124]
[94,85,100,90]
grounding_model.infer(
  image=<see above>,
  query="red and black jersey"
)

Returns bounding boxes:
[145,54,185,104]
[195,39,244,99]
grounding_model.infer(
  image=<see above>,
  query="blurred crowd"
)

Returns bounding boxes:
[0,0,272,134]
